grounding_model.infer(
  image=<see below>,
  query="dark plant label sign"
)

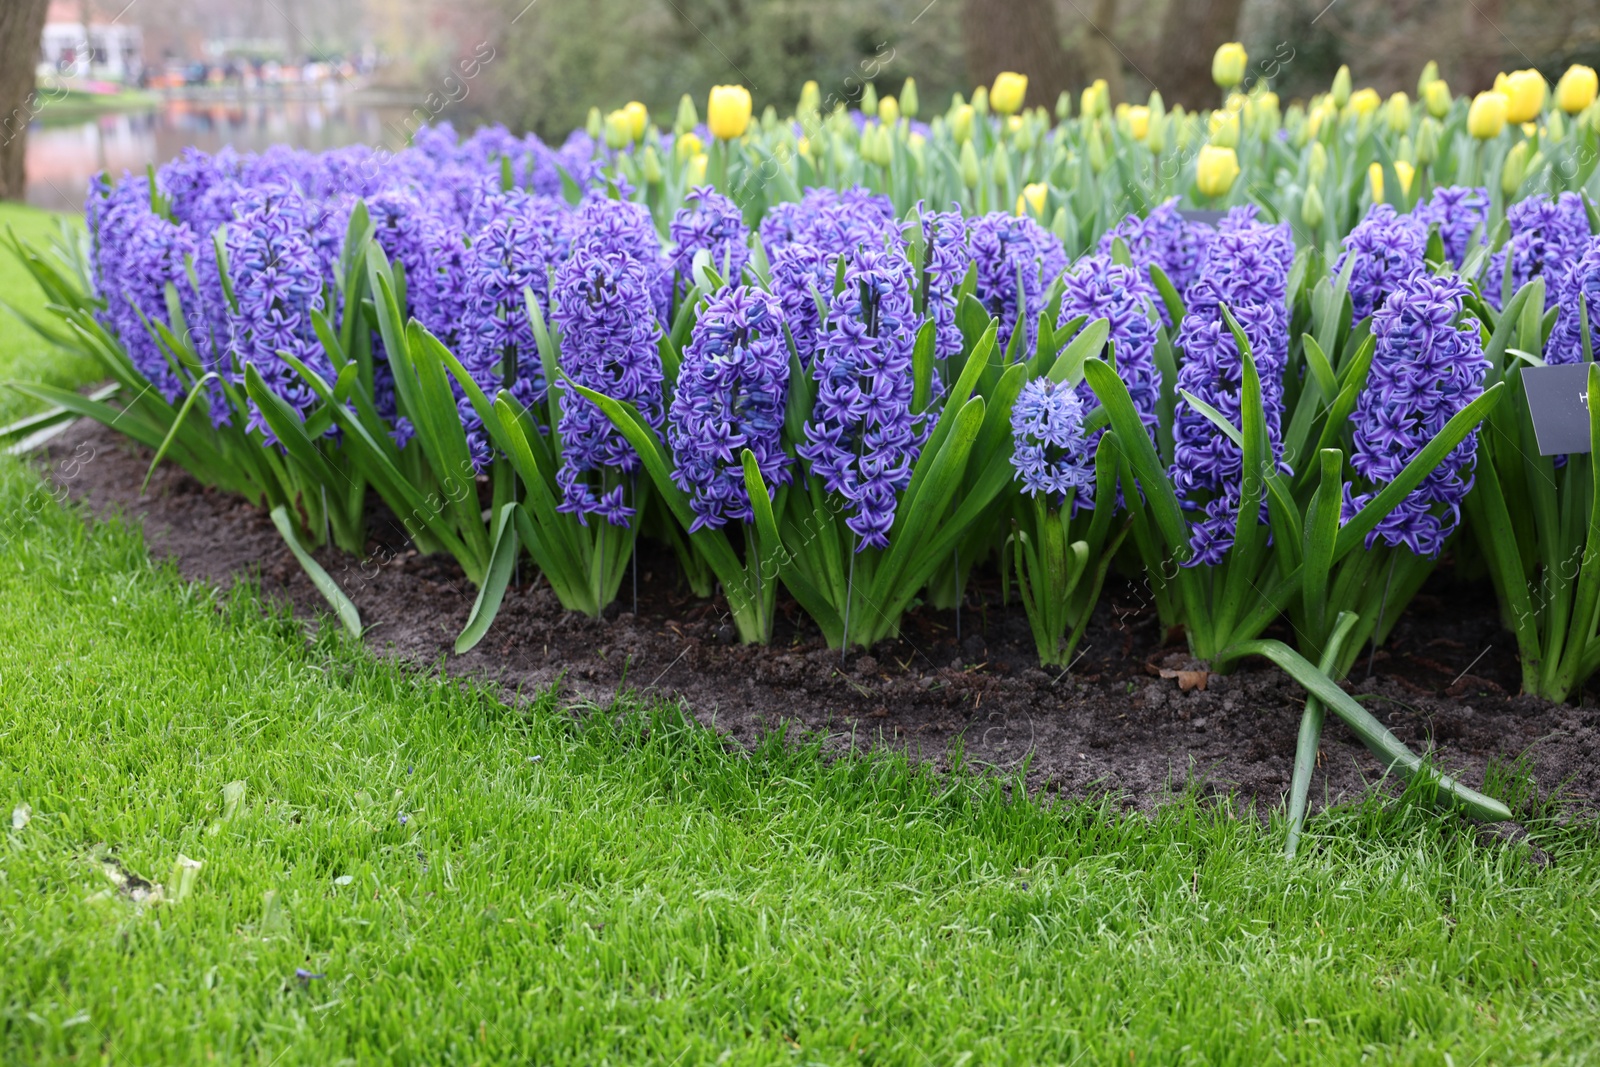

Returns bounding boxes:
[1522,364,1595,455]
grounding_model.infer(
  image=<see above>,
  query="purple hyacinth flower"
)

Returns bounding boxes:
[224,188,333,443]
[668,286,792,531]
[1344,272,1488,556]
[94,195,198,404]
[669,185,750,304]
[797,248,923,549]
[1548,236,1600,366]
[1100,197,1214,295]
[1413,185,1489,267]
[919,205,969,366]
[768,241,835,368]
[1333,203,1428,320]
[550,243,665,526]
[1487,192,1592,309]
[966,212,1067,357]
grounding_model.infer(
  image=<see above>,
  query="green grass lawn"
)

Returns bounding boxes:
[3,208,1600,1065]
[0,203,98,426]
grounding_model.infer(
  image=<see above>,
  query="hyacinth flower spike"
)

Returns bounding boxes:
[1087,306,1510,839]
[1007,377,1130,666]
[1467,243,1600,702]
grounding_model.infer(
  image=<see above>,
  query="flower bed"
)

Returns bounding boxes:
[8,58,1600,849]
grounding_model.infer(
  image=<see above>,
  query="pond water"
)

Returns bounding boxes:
[25,96,419,213]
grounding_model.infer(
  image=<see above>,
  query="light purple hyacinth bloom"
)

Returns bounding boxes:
[1010,378,1093,506]
[668,286,792,530]
[1413,185,1490,267]
[798,248,922,550]
[1333,203,1428,320]
[669,185,750,304]
[1487,192,1592,309]
[966,212,1067,357]
[768,241,835,367]
[550,243,665,527]
[1169,212,1294,566]
[1345,272,1487,556]
[758,186,900,259]
[224,188,332,443]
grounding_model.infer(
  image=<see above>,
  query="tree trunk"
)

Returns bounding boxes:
[961,0,1080,113]
[1153,0,1245,109]
[1082,0,1125,104]
[0,0,51,201]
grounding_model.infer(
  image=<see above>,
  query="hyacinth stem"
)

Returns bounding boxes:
[1285,611,1361,859]
[841,533,856,665]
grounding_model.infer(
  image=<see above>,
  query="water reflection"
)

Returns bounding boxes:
[26,97,418,211]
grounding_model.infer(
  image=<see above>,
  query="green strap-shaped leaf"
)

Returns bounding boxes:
[1217,638,1511,824]
[1046,317,1111,386]
[1300,448,1344,645]
[269,505,362,638]
[456,503,521,654]
[142,372,220,492]
[1084,356,1190,559]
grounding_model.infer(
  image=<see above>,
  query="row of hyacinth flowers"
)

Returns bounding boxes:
[91,132,1596,558]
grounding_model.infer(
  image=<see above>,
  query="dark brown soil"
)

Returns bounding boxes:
[38,420,1600,819]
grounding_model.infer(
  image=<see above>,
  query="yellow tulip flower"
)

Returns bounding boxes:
[1017,182,1048,217]
[1347,87,1381,116]
[707,84,752,140]
[1212,42,1248,89]
[878,95,900,127]
[1195,144,1240,198]
[1496,69,1546,123]
[1208,108,1240,148]
[623,101,648,141]
[675,131,704,163]
[951,104,975,143]
[1556,65,1598,115]
[1126,105,1151,141]
[687,152,709,186]
[990,71,1028,115]
[1467,91,1508,139]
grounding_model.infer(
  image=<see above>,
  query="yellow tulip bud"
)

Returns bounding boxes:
[1497,69,1546,124]
[971,85,989,115]
[1126,104,1151,141]
[1385,92,1411,133]
[1301,183,1325,229]
[1208,108,1240,148]
[1195,144,1240,198]
[878,95,900,127]
[1556,65,1599,115]
[1548,110,1566,140]
[1368,162,1384,203]
[586,106,603,140]
[1212,42,1248,89]
[959,140,980,188]
[990,71,1028,115]
[1423,79,1451,119]
[624,101,649,141]
[1081,79,1108,119]
[1087,121,1109,173]
[1017,182,1048,217]
[1417,60,1440,96]
[951,103,975,144]
[900,77,920,118]
[1501,140,1530,195]
[1307,141,1328,184]
[796,136,811,160]
[1011,114,1035,151]
[1331,65,1352,108]
[687,152,708,186]
[797,80,820,119]
[603,109,633,149]
[1416,117,1441,164]
[860,82,879,117]
[1467,91,1508,139]
[1056,90,1073,121]
[707,84,753,140]
[675,93,699,135]
[675,131,704,163]
[640,145,663,185]
[1347,87,1381,117]
[1394,160,1415,196]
